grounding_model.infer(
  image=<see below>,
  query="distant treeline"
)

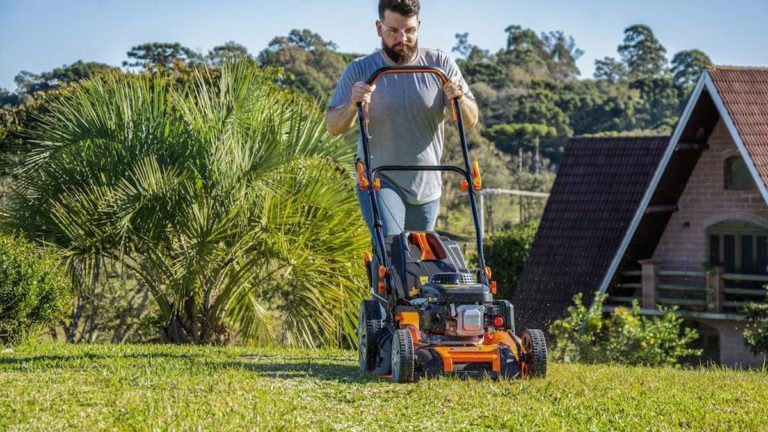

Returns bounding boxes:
[1,24,709,173]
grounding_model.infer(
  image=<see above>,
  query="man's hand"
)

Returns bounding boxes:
[442,78,465,100]
[351,82,377,105]
[442,78,479,128]
[326,82,377,136]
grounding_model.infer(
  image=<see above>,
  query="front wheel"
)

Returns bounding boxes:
[520,328,547,378]
[391,329,415,383]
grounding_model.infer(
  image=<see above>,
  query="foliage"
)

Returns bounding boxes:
[0,233,71,345]
[540,31,584,81]
[0,88,22,109]
[258,29,352,100]
[487,122,557,172]
[618,24,668,79]
[593,56,627,83]
[123,42,204,69]
[2,344,768,430]
[59,259,156,344]
[4,61,369,347]
[481,220,538,300]
[549,293,701,367]
[671,49,712,90]
[743,302,768,355]
[206,41,252,65]
[14,61,118,96]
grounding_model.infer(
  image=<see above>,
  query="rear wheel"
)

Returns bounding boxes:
[391,329,415,383]
[520,328,547,378]
[358,300,384,372]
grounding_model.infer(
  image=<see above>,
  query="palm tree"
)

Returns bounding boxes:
[4,61,369,346]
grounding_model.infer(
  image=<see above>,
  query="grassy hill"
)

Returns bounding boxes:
[1,343,766,431]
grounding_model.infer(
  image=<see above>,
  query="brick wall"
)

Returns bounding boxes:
[652,119,768,271]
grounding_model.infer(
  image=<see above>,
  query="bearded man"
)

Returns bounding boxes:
[326,0,478,236]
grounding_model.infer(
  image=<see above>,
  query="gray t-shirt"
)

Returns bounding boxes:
[329,48,472,204]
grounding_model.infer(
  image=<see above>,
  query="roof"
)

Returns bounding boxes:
[708,66,768,188]
[513,136,669,330]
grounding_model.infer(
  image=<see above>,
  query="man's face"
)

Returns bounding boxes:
[376,10,419,64]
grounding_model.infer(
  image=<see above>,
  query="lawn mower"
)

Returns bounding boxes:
[355,66,547,382]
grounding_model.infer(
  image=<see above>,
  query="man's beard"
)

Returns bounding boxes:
[382,40,419,64]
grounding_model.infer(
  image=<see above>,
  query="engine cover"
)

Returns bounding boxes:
[455,305,485,336]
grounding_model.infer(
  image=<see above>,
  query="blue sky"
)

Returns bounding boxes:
[1,0,766,91]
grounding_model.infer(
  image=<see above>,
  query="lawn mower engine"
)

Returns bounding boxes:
[359,231,547,382]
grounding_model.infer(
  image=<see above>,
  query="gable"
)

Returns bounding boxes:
[597,67,768,295]
[708,67,768,198]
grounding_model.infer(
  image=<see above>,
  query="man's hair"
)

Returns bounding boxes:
[378,0,420,19]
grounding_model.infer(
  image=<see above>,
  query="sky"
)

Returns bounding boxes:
[1,0,767,91]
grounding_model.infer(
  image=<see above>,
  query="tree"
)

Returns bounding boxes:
[671,49,711,91]
[207,41,252,65]
[13,61,117,95]
[452,32,475,59]
[541,31,584,81]
[629,75,681,130]
[123,42,204,69]
[265,29,338,52]
[593,56,627,83]
[5,62,369,346]
[617,24,668,79]
[453,33,503,87]
[487,122,557,173]
[259,30,351,100]
[0,88,22,109]
[497,25,550,81]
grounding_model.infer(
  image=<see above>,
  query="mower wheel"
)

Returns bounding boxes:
[391,329,415,383]
[358,300,384,372]
[521,328,547,378]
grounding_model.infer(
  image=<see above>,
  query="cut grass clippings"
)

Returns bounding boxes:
[1,343,767,431]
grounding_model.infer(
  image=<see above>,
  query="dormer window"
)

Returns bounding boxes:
[725,156,754,190]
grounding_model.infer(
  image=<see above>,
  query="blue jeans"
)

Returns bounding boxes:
[356,178,440,237]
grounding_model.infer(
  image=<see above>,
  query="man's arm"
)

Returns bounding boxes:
[326,83,377,136]
[457,95,479,129]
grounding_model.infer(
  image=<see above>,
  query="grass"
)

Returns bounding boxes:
[1,343,767,431]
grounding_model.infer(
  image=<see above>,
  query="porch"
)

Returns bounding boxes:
[606,261,768,366]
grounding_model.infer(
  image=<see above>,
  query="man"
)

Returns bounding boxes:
[326,0,478,237]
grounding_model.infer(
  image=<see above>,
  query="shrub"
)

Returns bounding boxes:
[0,233,71,345]
[743,303,768,356]
[482,220,538,299]
[549,292,701,367]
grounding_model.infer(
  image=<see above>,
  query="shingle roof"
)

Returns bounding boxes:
[513,137,669,330]
[708,66,768,189]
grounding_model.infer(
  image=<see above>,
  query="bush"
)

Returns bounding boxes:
[743,303,768,356]
[482,220,538,299]
[0,233,71,345]
[549,292,701,367]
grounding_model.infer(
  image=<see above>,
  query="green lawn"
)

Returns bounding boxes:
[1,343,766,431]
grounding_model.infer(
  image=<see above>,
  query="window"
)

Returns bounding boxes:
[707,220,768,274]
[725,156,754,190]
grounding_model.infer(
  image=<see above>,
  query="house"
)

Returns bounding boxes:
[514,66,768,366]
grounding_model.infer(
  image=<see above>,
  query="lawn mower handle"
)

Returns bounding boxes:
[355,66,489,304]
[362,66,459,124]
